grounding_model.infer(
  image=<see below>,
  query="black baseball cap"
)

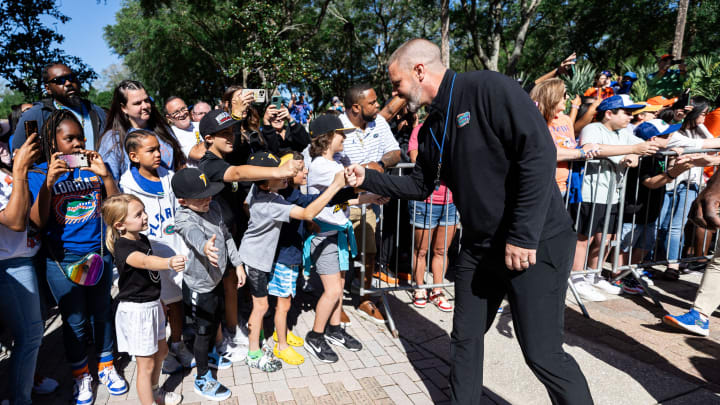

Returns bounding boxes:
[246,151,281,167]
[171,168,224,199]
[199,110,240,136]
[308,114,354,138]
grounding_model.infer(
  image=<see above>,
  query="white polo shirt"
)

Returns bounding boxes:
[338,113,399,165]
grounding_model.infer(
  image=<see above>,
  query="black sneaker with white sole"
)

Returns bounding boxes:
[304,332,338,363]
[324,326,362,352]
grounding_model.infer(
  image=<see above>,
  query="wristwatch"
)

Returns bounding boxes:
[377,161,386,169]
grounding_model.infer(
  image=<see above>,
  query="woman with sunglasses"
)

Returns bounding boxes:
[98,80,185,182]
[530,79,598,195]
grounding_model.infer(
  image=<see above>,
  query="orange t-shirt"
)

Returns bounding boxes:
[548,113,576,192]
[705,108,720,136]
[583,86,614,99]
[703,109,720,178]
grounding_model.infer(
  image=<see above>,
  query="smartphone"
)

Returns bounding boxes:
[271,95,283,110]
[24,120,38,137]
[678,89,691,108]
[24,120,44,159]
[241,89,266,104]
[59,153,89,169]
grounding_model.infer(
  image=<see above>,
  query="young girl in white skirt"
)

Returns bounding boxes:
[102,193,186,405]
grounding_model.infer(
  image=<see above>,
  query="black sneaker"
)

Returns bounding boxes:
[304,332,338,363]
[325,327,363,352]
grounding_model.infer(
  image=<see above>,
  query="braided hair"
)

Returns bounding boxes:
[101,80,186,170]
[41,109,82,164]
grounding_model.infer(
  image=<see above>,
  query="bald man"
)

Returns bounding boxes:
[346,39,592,404]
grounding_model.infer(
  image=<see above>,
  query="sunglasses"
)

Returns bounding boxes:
[48,74,78,85]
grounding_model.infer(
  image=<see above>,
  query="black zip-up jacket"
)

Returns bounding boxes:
[362,69,572,251]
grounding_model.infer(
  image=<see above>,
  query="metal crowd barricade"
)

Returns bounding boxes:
[567,149,720,319]
[609,149,720,296]
[353,162,459,338]
[564,157,628,318]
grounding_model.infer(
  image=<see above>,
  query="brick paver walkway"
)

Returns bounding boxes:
[2,267,719,404]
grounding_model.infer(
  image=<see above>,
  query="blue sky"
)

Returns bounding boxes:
[48,0,123,77]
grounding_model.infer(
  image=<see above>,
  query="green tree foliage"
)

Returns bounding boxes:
[0,87,27,118]
[0,0,96,100]
[104,0,323,105]
[106,0,719,108]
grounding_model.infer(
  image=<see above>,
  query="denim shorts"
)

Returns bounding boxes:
[620,222,657,252]
[408,201,459,229]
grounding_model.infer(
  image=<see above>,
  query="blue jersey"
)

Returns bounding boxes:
[28,162,105,254]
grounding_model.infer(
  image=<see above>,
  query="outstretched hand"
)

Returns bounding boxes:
[344,164,366,187]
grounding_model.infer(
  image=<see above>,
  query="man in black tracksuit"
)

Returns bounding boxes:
[346,39,592,405]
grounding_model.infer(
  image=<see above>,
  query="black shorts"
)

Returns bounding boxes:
[572,202,619,237]
[182,282,223,333]
[246,266,271,298]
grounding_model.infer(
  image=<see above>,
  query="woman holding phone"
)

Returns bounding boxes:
[98,80,185,182]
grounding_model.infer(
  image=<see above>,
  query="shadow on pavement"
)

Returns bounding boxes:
[384,292,514,404]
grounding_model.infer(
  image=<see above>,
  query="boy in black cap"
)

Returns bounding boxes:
[172,167,243,401]
[239,151,347,370]
[198,109,303,354]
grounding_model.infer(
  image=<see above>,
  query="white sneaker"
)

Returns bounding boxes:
[217,336,248,363]
[573,280,606,302]
[98,365,128,396]
[162,353,183,374]
[231,324,250,346]
[72,373,93,405]
[154,386,183,405]
[592,278,622,295]
[170,341,196,368]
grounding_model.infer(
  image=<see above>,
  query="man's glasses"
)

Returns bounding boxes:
[168,107,189,119]
[48,74,78,85]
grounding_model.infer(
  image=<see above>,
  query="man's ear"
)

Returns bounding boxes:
[414,64,426,82]
[204,134,214,145]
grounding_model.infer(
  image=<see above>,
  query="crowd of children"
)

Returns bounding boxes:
[1,98,388,405]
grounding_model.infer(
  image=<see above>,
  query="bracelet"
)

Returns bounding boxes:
[572,105,580,109]
[579,149,586,159]
[377,160,386,169]
[230,112,243,120]
[167,258,173,271]
[665,170,676,180]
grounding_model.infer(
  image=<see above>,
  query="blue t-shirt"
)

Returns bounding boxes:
[28,162,105,254]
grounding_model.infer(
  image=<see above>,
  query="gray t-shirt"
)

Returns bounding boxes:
[580,123,644,204]
[239,187,294,272]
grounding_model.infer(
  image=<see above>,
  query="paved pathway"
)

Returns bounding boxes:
[2,268,720,404]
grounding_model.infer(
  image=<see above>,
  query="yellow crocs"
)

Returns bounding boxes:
[274,344,305,365]
[272,330,305,347]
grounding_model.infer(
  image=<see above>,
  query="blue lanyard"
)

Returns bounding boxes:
[428,73,457,188]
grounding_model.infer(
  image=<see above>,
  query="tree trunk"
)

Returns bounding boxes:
[440,0,450,68]
[672,0,689,58]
